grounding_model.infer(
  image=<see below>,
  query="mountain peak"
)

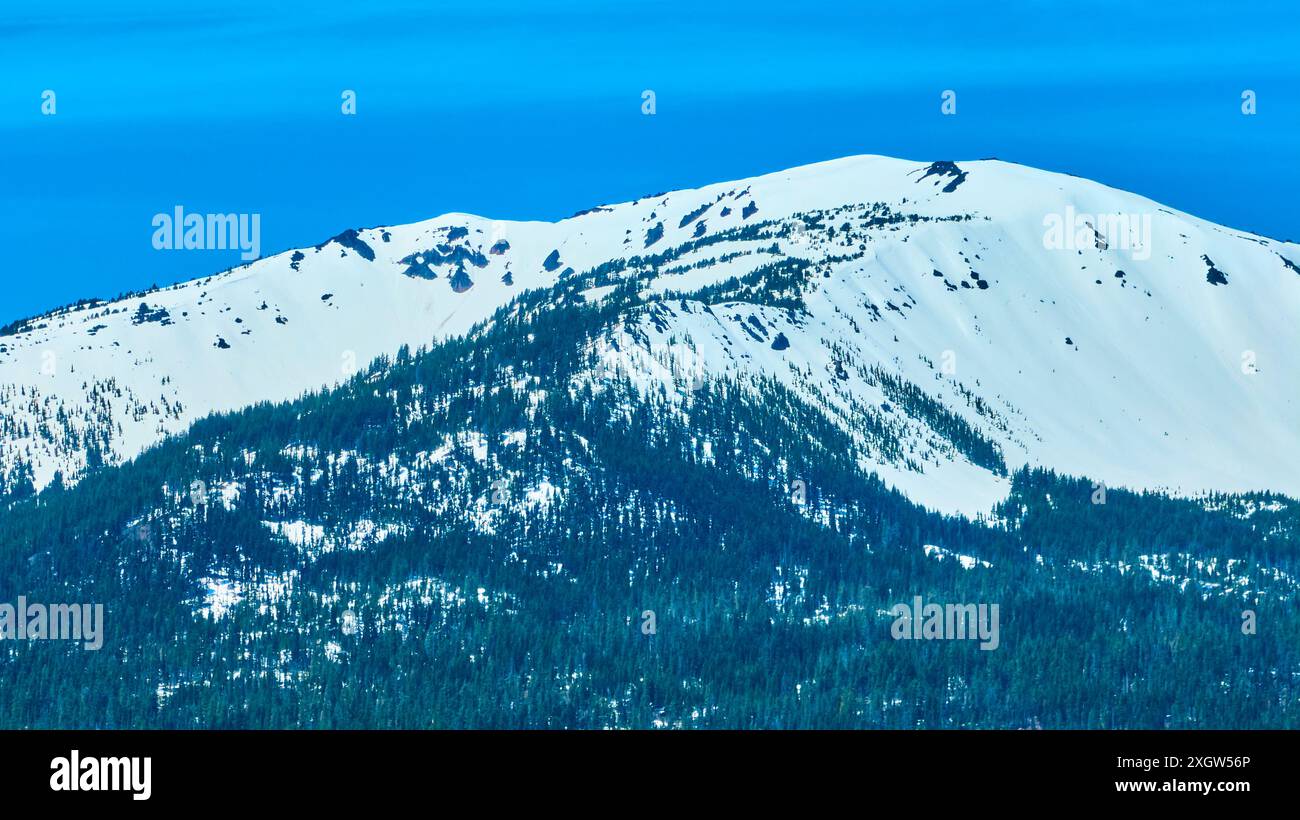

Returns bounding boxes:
[2,156,1297,514]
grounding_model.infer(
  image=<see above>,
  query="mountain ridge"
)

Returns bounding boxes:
[2,154,1297,517]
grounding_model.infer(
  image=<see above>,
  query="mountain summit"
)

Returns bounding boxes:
[2,155,1297,515]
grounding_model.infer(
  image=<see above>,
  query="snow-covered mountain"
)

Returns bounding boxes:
[3,155,1297,514]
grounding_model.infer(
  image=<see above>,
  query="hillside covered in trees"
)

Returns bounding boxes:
[1,277,1296,729]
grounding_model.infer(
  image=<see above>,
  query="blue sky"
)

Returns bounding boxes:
[2,0,1297,321]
